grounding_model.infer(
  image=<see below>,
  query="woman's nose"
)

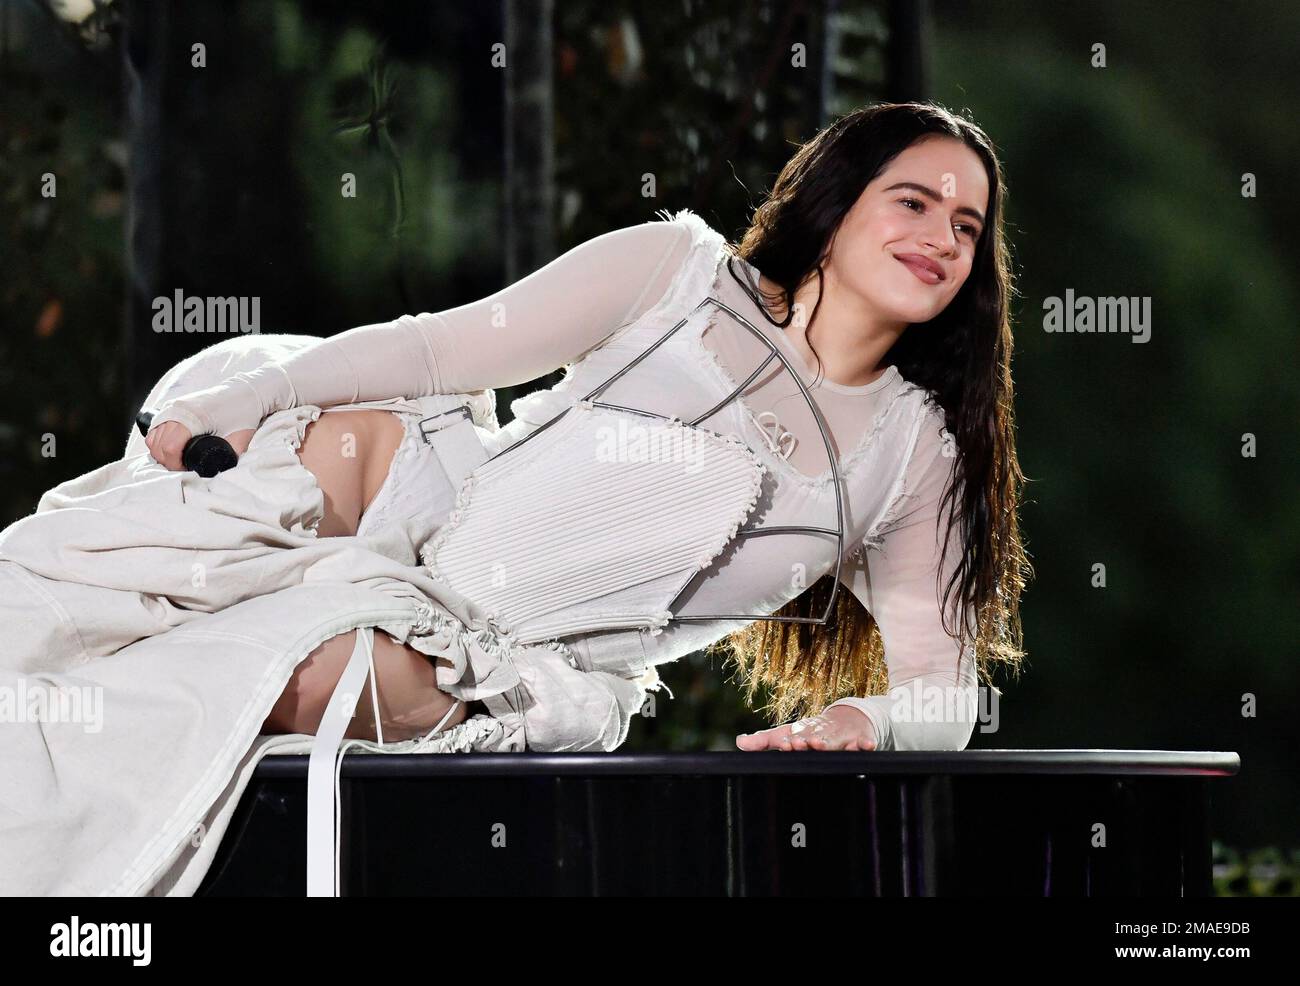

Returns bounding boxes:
[924,221,959,258]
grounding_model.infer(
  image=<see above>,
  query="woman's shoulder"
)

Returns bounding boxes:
[889,383,953,474]
[886,371,949,437]
[585,206,719,262]
[642,208,728,313]
[573,208,722,316]
[634,207,728,292]
[650,206,724,249]
[563,208,726,339]
[840,378,952,497]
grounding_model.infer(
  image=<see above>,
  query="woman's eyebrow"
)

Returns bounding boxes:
[883,180,985,227]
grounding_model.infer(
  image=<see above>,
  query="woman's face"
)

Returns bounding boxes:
[825,135,990,326]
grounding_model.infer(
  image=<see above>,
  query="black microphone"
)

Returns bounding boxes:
[135,410,239,477]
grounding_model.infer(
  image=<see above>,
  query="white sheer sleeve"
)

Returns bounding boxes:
[825,410,979,751]
[147,218,693,439]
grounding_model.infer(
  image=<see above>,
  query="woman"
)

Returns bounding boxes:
[142,100,1032,755]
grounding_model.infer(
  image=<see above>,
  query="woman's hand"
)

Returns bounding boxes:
[736,704,877,751]
[146,420,254,472]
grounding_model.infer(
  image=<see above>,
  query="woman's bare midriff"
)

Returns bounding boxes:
[260,407,471,740]
[294,408,406,538]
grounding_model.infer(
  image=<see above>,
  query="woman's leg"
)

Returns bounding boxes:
[261,628,468,741]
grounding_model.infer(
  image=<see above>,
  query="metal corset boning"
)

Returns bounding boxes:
[416,296,847,627]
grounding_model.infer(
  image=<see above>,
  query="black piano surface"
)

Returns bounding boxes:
[197,750,1240,896]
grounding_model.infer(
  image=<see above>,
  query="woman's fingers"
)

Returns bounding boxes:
[736,724,793,750]
[735,722,830,751]
[790,713,845,749]
[789,729,813,750]
[145,420,192,471]
[145,423,256,472]
[737,711,877,752]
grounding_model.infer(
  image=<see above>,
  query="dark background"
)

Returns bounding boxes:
[1,0,1295,891]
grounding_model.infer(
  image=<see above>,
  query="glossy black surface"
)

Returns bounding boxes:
[197,750,1238,896]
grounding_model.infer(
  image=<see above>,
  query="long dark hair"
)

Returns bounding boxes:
[715,100,1033,723]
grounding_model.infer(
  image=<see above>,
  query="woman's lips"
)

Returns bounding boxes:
[896,255,944,285]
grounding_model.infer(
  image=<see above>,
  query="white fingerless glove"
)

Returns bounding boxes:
[148,375,269,439]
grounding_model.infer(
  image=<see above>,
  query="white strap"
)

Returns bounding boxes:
[424,413,488,490]
[366,641,384,748]
[306,626,376,897]
[306,626,469,896]
[413,698,466,747]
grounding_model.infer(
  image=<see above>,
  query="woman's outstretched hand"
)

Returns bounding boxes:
[146,420,254,472]
[736,705,877,751]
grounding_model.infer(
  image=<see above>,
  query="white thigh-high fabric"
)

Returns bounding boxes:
[0,395,525,896]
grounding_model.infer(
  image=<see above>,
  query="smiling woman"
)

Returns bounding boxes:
[136,101,1030,758]
[713,102,1030,743]
[762,134,992,354]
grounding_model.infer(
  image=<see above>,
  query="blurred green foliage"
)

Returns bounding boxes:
[1213,842,1299,897]
[927,0,1299,862]
[0,0,126,518]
